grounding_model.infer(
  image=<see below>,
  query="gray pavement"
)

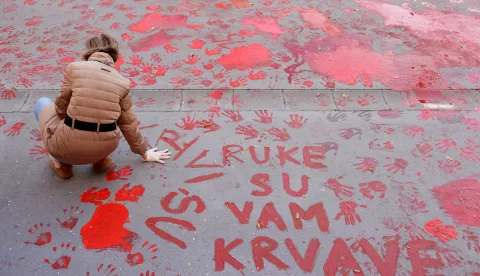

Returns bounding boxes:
[1,89,480,275]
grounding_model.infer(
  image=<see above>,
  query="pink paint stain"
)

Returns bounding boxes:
[242,16,284,34]
[128,30,174,52]
[433,176,480,226]
[218,43,279,71]
[294,8,344,36]
[129,13,188,32]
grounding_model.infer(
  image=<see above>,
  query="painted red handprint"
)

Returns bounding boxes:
[141,75,157,85]
[44,243,76,270]
[56,206,83,229]
[411,143,433,158]
[207,106,221,118]
[254,110,273,124]
[115,184,145,202]
[205,47,221,56]
[369,123,395,135]
[175,116,197,130]
[196,119,220,133]
[437,159,461,174]
[354,157,378,173]
[154,65,169,77]
[403,125,424,137]
[138,62,154,74]
[417,110,437,120]
[3,122,25,136]
[335,201,366,226]
[122,67,140,77]
[222,110,243,123]
[29,129,42,141]
[135,97,156,107]
[128,55,143,66]
[339,128,362,140]
[462,229,480,253]
[383,158,408,175]
[169,77,189,88]
[248,71,267,80]
[359,181,386,199]
[235,125,259,140]
[80,187,111,205]
[106,165,133,182]
[435,139,456,152]
[462,118,480,132]
[184,54,199,65]
[283,114,307,129]
[268,128,290,142]
[424,220,458,242]
[29,145,48,159]
[325,178,354,200]
[357,94,376,106]
[202,60,218,70]
[460,138,480,162]
[24,223,52,246]
[336,94,353,107]
[229,76,247,88]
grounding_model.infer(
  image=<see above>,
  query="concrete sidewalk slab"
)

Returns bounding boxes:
[181,90,234,112]
[0,89,29,113]
[132,90,181,112]
[234,90,285,111]
[333,90,389,110]
[284,90,336,111]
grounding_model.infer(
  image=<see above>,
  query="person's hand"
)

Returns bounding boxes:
[141,148,171,163]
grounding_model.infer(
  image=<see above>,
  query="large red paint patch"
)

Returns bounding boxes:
[432,177,480,226]
[218,43,277,71]
[129,13,188,33]
[128,30,174,53]
[80,203,138,252]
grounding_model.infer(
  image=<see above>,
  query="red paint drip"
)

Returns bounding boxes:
[433,177,480,226]
[129,13,188,32]
[218,43,277,71]
[81,203,138,252]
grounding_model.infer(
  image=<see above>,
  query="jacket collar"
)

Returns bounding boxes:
[88,52,115,67]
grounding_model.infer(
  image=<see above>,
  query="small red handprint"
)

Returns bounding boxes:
[115,184,145,202]
[24,223,52,246]
[222,110,243,123]
[336,94,353,107]
[403,125,424,137]
[325,178,354,200]
[105,165,133,182]
[248,71,267,80]
[1,88,16,100]
[283,114,307,129]
[29,129,42,141]
[4,122,25,136]
[462,229,480,253]
[268,128,290,142]
[163,44,179,53]
[437,159,461,174]
[135,97,156,107]
[196,119,220,133]
[139,62,154,74]
[56,206,83,229]
[435,138,456,152]
[369,123,395,135]
[383,158,408,175]
[44,243,76,270]
[86,263,118,276]
[339,128,362,140]
[80,187,111,205]
[424,220,458,242]
[254,110,273,124]
[462,118,480,132]
[335,201,366,226]
[169,76,189,87]
[122,67,140,77]
[202,60,218,70]
[140,270,156,276]
[207,106,221,118]
[354,157,379,173]
[141,75,157,85]
[175,116,197,130]
[229,76,247,88]
[460,146,480,162]
[235,125,259,140]
[184,54,199,65]
[411,143,433,158]
[357,94,376,106]
[128,55,143,66]
[359,181,386,199]
[205,47,221,56]
[154,65,169,77]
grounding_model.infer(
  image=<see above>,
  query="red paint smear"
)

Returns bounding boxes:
[209,90,224,100]
[230,0,252,8]
[242,16,284,34]
[218,43,277,71]
[129,13,188,32]
[81,203,138,252]
[294,8,344,36]
[424,219,458,242]
[184,172,224,183]
[128,30,174,53]
[433,177,480,226]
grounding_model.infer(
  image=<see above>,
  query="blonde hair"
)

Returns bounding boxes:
[82,33,119,62]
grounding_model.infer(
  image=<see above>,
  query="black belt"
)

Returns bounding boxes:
[64,115,116,132]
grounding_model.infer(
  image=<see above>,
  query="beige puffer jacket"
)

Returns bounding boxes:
[39,52,147,165]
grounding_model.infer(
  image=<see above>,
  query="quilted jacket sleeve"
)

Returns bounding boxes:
[117,90,148,155]
[55,63,74,119]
